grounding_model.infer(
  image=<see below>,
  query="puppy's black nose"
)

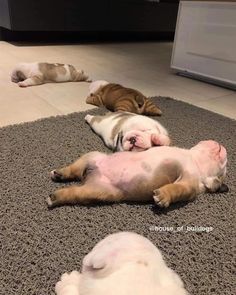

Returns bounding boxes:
[130,137,136,145]
[217,183,229,193]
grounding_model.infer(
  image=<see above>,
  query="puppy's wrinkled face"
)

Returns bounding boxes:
[191,140,227,190]
[121,130,170,152]
[122,130,153,152]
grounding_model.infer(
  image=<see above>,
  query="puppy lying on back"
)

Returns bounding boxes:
[85,112,170,151]
[11,62,90,87]
[86,80,162,115]
[48,140,228,208]
[55,232,188,295]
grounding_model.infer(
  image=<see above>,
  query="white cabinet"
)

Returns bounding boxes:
[171,1,236,89]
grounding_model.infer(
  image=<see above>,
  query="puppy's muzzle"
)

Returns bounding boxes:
[129,137,136,145]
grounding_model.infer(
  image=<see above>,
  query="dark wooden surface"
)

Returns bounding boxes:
[0,0,179,40]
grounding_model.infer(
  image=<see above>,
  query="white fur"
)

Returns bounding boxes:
[89,80,109,95]
[55,64,71,82]
[85,112,170,151]
[11,62,39,83]
[11,62,86,87]
[55,232,188,295]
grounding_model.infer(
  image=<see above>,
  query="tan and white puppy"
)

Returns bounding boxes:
[85,112,170,152]
[86,80,162,116]
[48,140,228,208]
[55,232,188,295]
[11,62,91,87]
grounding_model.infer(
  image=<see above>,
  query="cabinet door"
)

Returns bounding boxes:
[8,0,65,31]
[171,2,236,87]
[65,0,109,31]
[109,0,179,32]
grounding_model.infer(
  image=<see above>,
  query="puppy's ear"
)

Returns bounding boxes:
[86,94,103,107]
[135,95,145,108]
[151,134,171,146]
[204,177,222,192]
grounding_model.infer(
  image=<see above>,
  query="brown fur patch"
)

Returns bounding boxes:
[87,83,162,115]
[38,63,65,81]
[110,115,132,142]
[16,70,26,81]
[118,160,183,202]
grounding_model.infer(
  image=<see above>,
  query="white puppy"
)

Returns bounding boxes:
[11,62,90,87]
[85,112,170,151]
[55,232,188,295]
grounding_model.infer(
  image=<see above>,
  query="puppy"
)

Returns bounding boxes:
[55,232,188,295]
[48,140,228,208]
[86,80,162,115]
[11,62,91,87]
[85,112,170,151]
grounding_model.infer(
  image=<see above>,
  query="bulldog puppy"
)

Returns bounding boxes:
[86,80,162,116]
[55,232,188,295]
[47,140,228,208]
[85,112,170,152]
[11,62,91,87]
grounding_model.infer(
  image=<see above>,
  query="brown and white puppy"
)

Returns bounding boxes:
[85,112,170,152]
[55,232,188,295]
[11,62,91,87]
[47,140,228,208]
[86,80,162,116]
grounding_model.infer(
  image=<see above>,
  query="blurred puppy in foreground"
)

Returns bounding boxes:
[11,62,90,87]
[55,232,188,295]
[86,80,162,115]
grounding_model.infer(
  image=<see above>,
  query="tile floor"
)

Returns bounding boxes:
[0,41,235,127]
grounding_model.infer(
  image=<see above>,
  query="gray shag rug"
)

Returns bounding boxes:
[0,97,235,295]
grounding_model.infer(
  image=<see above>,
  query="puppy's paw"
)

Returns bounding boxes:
[84,114,93,123]
[50,170,64,182]
[46,193,58,208]
[18,81,27,87]
[55,271,80,295]
[153,189,171,208]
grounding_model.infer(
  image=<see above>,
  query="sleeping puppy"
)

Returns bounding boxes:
[11,62,91,87]
[85,112,170,151]
[47,140,228,208]
[86,80,162,116]
[55,232,188,295]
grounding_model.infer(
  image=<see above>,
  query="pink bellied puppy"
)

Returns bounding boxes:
[48,140,228,208]
[11,62,91,87]
[55,232,189,295]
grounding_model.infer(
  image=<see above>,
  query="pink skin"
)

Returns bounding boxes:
[190,140,227,178]
[122,130,170,152]
[94,140,227,191]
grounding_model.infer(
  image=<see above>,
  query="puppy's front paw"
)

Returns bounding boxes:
[84,114,93,123]
[50,170,64,182]
[18,81,27,87]
[153,189,171,208]
[46,193,58,208]
[55,271,80,295]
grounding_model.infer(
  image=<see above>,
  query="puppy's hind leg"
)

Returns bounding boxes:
[50,152,102,182]
[153,181,199,208]
[47,182,122,208]
[55,271,81,295]
[18,75,43,87]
